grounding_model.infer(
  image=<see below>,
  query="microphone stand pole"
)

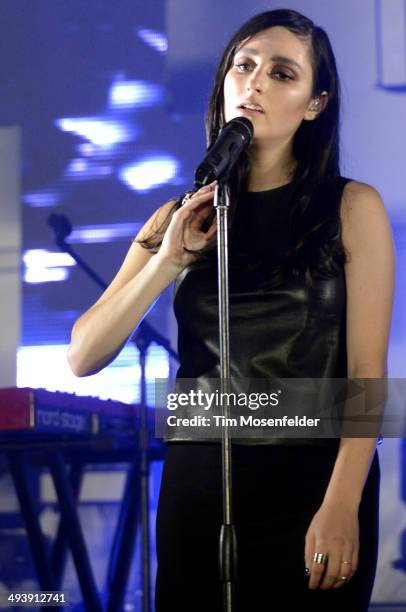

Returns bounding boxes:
[214,180,237,612]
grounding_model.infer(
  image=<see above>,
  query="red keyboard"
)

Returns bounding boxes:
[0,387,138,437]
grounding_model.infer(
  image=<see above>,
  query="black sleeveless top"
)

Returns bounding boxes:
[168,176,352,446]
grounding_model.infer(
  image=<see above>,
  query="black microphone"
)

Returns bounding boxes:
[194,116,253,188]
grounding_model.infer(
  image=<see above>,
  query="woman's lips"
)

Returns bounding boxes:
[238,106,264,116]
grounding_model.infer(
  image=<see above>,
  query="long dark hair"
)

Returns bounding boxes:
[138,9,347,284]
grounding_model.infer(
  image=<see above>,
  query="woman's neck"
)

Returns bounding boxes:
[247,140,297,192]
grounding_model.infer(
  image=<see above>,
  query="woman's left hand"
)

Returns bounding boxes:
[304,500,359,590]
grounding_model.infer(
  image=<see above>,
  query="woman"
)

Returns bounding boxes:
[67,9,394,611]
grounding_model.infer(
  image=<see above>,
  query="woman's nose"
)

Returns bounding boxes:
[246,69,266,93]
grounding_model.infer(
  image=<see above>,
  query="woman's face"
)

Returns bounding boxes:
[223,26,318,145]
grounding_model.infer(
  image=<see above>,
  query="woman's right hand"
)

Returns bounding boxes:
[157,181,218,273]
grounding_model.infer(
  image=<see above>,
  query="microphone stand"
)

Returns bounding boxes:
[214,181,237,612]
[194,117,252,612]
[48,213,178,612]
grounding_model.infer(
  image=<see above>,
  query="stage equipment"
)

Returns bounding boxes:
[0,387,165,611]
[195,116,253,612]
[48,214,178,612]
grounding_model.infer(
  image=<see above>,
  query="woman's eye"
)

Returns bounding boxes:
[273,70,294,81]
[235,62,252,72]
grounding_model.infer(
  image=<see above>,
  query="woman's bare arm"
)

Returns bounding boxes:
[67,183,217,376]
[324,180,395,506]
[305,180,395,590]
[67,200,176,376]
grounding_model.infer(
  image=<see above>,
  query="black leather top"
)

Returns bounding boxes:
[168,177,352,446]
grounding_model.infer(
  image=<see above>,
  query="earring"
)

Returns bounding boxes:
[309,98,321,113]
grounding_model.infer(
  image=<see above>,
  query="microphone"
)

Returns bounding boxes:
[194,116,253,188]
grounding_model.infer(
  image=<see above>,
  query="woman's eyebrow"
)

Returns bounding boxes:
[236,47,303,71]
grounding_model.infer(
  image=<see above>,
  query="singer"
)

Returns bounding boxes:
[67,9,394,611]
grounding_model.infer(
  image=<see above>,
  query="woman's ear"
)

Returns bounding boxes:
[304,91,329,120]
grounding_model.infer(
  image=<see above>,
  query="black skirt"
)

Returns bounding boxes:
[155,442,380,612]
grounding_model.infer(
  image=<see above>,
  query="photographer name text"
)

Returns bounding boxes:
[166,415,320,428]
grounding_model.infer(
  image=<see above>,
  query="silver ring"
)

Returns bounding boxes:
[313,553,328,565]
[341,560,352,565]
[340,576,349,581]
[181,191,195,206]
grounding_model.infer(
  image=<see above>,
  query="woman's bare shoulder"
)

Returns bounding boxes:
[339,179,393,260]
[340,179,390,236]
[341,179,384,213]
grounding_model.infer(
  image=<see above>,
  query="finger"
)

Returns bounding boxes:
[171,198,210,231]
[332,550,354,589]
[204,219,218,241]
[308,548,329,590]
[181,196,215,229]
[351,546,359,574]
[189,202,214,228]
[305,535,327,590]
[319,550,342,590]
[304,532,315,580]
[181,182,217,209]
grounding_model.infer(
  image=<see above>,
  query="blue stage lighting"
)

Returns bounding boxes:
[120,155,180,192]
[68,223,143,244]
[56,117,135,148]
[65,157,113,180]
[23,191,60,208]
[137,28,168,54]
[109,76,164,109]
[23,249,75,284]
[17,344,169,405]
[24,268,70,284]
